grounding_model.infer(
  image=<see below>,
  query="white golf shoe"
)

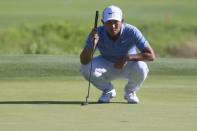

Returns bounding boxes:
[98,89,116,103]
[124,92,139,104]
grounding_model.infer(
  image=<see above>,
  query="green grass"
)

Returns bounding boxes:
[0,76,196,131]
[0,55,80,78]
[0,0,196,28]
[0,55,197,131]
[0,0,197,56]
[0,21,196,56]
[0,55,196,78]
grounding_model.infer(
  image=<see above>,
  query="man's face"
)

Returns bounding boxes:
[104,20,122,38]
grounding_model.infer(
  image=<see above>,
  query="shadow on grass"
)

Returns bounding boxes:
[0,101,128,105]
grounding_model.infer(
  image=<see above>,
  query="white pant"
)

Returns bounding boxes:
[80,56,149,94]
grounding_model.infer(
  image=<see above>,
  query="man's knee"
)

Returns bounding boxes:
[136,61,149,82]
[137,61,149,79]
[127,61,149,83]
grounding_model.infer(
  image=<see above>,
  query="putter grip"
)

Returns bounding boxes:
[94,11,99,29]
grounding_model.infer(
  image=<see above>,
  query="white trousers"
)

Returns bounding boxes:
[80,56,149,94]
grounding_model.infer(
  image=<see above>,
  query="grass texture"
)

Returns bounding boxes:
[0,0,196,56]
[0,55,196,131]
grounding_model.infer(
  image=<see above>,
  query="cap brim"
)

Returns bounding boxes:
[103,18,122,22]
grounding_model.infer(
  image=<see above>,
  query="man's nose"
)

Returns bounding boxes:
[110,24,115,29]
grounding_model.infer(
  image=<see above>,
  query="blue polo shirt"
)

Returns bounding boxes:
[85,23,149,63]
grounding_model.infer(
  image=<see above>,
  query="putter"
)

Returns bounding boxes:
[81,10,99,106]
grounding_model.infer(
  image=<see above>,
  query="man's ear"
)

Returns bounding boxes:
[121,18,124,23]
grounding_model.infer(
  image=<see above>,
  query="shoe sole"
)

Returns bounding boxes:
[124,96,139,104]
[98,100,110,103]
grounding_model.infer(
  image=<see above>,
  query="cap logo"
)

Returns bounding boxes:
[108,12,116,18]
[108,12,114,15]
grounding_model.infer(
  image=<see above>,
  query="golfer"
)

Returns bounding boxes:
[80,5,155,104]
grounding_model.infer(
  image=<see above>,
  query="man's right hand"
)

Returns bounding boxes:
[90,28,99,49]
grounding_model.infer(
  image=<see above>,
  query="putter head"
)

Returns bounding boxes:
[81,102,88,106]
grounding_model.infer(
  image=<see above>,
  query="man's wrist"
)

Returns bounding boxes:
[125,54,130,61]
[125,54,140,61]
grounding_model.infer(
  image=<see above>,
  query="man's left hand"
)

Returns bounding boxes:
[114,57,128,69]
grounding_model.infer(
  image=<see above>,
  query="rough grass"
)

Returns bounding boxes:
[0,0,197,56]
[167,43,197,57]
[0,22,87,54]
[0,21,196,57]
[0,0,196,27]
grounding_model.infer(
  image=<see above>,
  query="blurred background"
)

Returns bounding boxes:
[0,0,196,57]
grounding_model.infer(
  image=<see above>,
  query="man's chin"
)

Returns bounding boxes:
[110,32,118,37]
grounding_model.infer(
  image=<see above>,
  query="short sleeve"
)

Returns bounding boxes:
[84,34,92,49]
[132,27,149,50]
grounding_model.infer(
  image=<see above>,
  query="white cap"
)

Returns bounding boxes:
[102,5,123,22]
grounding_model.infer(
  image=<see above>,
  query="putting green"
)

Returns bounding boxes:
[0,55,196,131]
[0,75,196,131]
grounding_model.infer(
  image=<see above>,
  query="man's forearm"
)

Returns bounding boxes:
[80,46,94,65]
[126,53,155,61]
